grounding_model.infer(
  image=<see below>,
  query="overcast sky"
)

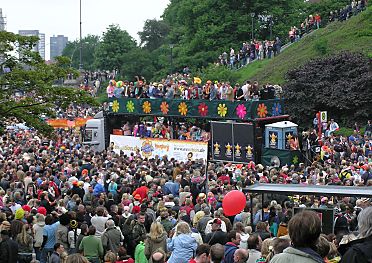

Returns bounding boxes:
[1,0,170,60]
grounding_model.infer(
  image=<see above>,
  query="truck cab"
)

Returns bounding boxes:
[83,111,105,152]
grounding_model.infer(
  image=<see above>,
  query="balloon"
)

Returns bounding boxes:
[222,190,246,216]
[116,81,123,88]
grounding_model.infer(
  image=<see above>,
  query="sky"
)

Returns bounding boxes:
[1,0,170,60]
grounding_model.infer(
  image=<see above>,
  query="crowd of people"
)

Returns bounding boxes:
[0,109,371,263]
[107,78,282,102]
[217,39,282,69]
[120,121,210,142]
[328,0,367,22]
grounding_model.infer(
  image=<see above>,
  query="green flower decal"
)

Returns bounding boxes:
[292,155,299,165]
[126,100,135,113]
[112,100,119,113]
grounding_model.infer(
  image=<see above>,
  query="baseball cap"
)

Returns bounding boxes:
[209,218,222,225]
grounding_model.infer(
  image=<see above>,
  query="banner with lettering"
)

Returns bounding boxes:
[110,135,208,162]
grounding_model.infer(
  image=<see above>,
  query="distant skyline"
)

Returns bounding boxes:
[2,0,170,60]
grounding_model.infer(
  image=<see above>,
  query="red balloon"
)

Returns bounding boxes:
[222,190,246,216]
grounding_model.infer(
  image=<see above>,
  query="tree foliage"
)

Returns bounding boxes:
[0,31,97,135]
[62,34,100,71]
[284,52,371,126]
[94,24,137,72]
[138,19,170,51]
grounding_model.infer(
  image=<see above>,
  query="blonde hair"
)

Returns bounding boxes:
[18,224,30,245]
[66,254,89,263]
[104,251,117,263]
[176,221,191,235]
[149,222,165,240]
[261,238,274,258]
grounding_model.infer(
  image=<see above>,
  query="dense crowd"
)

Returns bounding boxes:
[120,121,210,142]
[107,79,282,101]
[329,0,367,22]
[0,109,371,263]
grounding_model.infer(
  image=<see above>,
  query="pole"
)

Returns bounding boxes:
[269,17,273,40]
[79,0,83,70]
[170,44,174,75]
[251,13,255,41]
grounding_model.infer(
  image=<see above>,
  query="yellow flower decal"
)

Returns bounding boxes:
[112,100,119,113]
[160,101,169,115]
[217,103,228,117]
[178,102,188,116]
[126,100,135,113]
[142,101,151,114]
[257,103,268,118]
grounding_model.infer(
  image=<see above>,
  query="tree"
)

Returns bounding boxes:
[121,48,156,81]
[62,35,100,71]
[0,31,96,135]
[284,52,371,126]
[138,19,169,51]
[94,24,137,72]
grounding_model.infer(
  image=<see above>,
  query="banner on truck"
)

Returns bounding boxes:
[110,135,208,162]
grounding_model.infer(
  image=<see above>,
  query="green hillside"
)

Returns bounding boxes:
[238,6,372,85]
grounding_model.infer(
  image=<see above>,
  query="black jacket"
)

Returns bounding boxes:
[0,237,18,263]
[340,236,372,263]
[204,229,227,246]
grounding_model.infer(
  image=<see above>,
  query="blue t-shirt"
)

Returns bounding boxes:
[43,221,60,249]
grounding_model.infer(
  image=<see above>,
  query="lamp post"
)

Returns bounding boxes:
[250,13,255,41]
[71,41,89,68]
[79,0,83,70]
[268,15,273,40]
[169,44,174,75]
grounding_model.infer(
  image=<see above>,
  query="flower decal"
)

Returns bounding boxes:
[142,101,151,114]
[112,100,119,113]
[272,102,282,116]
[178,102,188,116]
[160,101,169,115]
[126,100,135,113]
[236,104,247,119]
[257,103,268,118]
[198,103,208,117]
[217,103,228,117]
[292,155,299,165]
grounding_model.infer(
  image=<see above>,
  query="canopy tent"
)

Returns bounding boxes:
[243,183,372,197]
[243,183,372,228]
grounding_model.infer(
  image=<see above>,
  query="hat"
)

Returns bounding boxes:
[210,218,222,225]
[22,205,31,213]
[37,207,47,216]
[134,194,141,200]
[15,208,25,220]
[82,169,89,175]
[72,181,78,186]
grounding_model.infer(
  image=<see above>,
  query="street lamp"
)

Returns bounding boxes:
[70,41,89,68]
[250,13,255,41]
[79,0,83,70]
[169,44,174,75]
[268,15,273,40]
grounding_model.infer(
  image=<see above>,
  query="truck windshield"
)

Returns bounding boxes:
[84,129,93,142]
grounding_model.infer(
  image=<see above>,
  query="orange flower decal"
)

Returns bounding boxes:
[142,101,151,114]
[160,101,169,115]
[257,103,268,118]
[178,102,188,116]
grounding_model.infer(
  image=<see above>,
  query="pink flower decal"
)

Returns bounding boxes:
[236,104,247,119]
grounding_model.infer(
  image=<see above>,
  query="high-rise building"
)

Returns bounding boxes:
[38,33,45,60]
[50,35,68,61]
[18,30,46,60]
[0,8,6,31]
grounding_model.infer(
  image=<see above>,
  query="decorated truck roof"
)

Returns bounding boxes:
[107,98,285,121]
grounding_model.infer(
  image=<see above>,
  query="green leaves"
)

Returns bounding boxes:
[0,31,97,136]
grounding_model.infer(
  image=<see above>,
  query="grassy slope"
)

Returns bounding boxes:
[238,6,372,85]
